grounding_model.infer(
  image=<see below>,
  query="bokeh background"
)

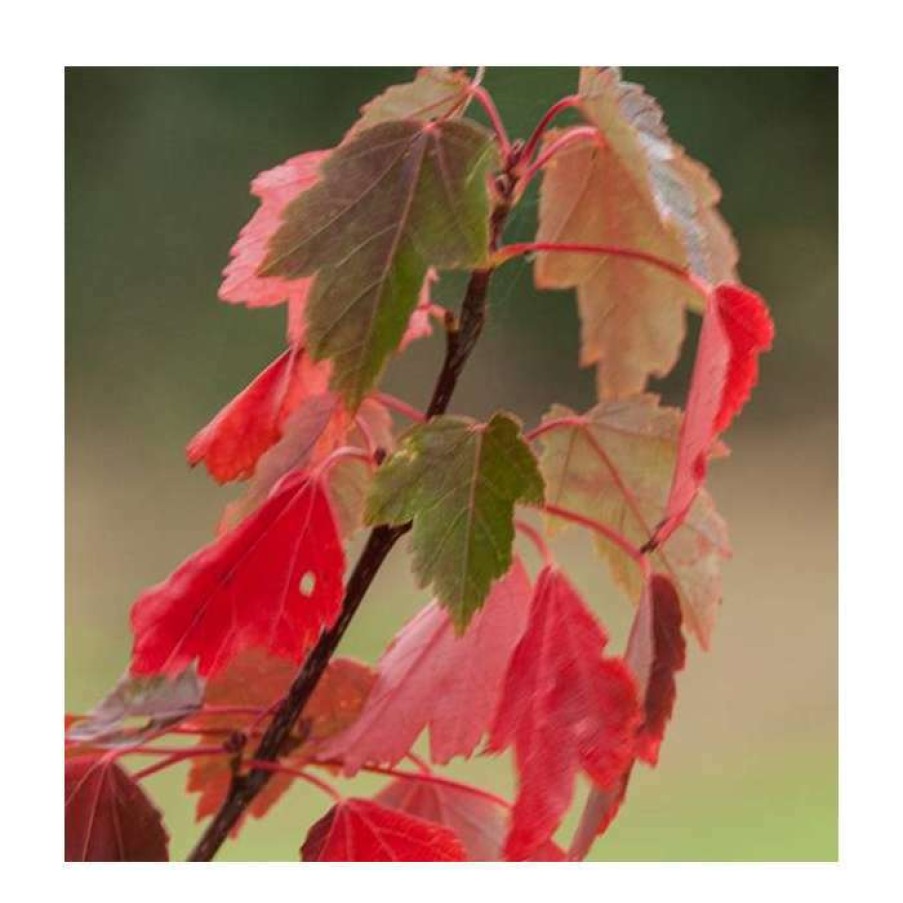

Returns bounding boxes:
[65,67,837,861]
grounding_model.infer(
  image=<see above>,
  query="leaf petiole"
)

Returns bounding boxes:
[521,95,582,163]
[494,241,711,301]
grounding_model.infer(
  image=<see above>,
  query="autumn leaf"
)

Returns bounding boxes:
[300,798,466,861]
[218,393,391,533]
[186,651,375,832]
[261,119,498,408]
[630,574,687,765]
[66,667,203,747]
[65,756,169,861]
[219,149,328,347]
[346,67,474,138]
[534,66,739,397]
[320,558,532,772]
[220,141,444,352]
[366,413,544,628]
[488,566,640,860]
[130,470,344,677]
[569,573,686,859]
[186,348,330,483]
[537,395,730,647]
[657,283,774,544]
[375,777,566,862]
[576,67,738,284]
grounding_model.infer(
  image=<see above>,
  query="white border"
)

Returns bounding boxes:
[5,0,894,897]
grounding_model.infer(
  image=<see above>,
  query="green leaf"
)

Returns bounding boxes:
[366,413,544,629]
[346,67,474,138]
[262,119,498,408]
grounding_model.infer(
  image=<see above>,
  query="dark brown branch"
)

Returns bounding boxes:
[187,162,517,862]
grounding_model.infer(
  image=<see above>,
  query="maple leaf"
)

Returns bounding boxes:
[186,651,375,832]
[657,283,774,543]
[534,66,738,397]
[66,666,203,747]
[537,395,730,647]
[300,798,466,861]
[569,573,686,859]
[219,143,442,351]
[375,777,566,861]
[346,67,474,138]
[630,574,687,765]
[320,558,532,772]
[488,566,639,859]
[130,470,344,677]
[219,393,390,533]
[261,119,498,408]
[65,756,169,861]
[219,149,329,347]
[366,413,544,628]
[186,348,330,483]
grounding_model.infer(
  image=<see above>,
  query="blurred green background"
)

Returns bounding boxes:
[65,68,837,861]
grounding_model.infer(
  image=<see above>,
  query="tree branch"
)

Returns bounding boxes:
[186,157,518,863]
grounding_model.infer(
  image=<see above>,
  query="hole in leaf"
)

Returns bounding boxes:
[299,571,316,597]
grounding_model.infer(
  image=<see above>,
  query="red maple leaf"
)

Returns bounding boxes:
[65,756,169,861]
[186,348,330,483]
[631,574,687,765]
[568,572,687,859]
[130,470,344,677]
[321,558,532,772]
[300,797,466,861]
[376,777,566,861]
[658,283,774,543]
[488,565,640,860]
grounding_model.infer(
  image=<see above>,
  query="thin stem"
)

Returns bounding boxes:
[543,502,650,580]
[118,743,225,758]
[376,392,427,424]
[169,726,249,738]
[245,759,342,803]
[469,85,510,155]
[187,162,519,861]
[317,445,373,479]
[520,126,600,187]
[495,242,711,301]
[349,762,512,811]
[526,415,586,443]
[195,705,267,718]
[522,95,581,163]
[133,747,226,782]
[515,519,554,567]
[352,414,378,457]
[405,752,432,773]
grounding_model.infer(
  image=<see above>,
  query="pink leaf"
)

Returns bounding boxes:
[488,566,640,859]
[186,348,330,483]
[321,558,532,772]
[399,268,439,351]
[568,572,686,859]
[220,150,329,345]
[657,283,773,543]
[376,777,566,861]
[130,470,344,677]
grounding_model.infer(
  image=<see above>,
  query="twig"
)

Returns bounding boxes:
[186,152,519,862]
